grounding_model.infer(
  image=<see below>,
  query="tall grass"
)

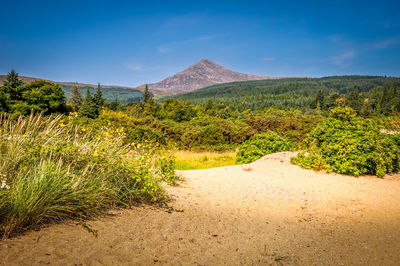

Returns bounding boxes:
[0,113,174,237]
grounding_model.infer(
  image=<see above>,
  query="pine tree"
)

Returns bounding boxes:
[311,90,324,109]
[79,88,99,118]
[1,69,24,101]
[94,83,105,107]
[0,90,9,112]
[143,84,152,104]
[68,83,83,111]
[347,88,363,114]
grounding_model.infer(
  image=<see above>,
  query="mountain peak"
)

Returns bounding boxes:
[143,59,272,95]
[196,58,216,64]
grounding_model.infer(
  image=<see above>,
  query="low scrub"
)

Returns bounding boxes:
[236,132,291,164]
[0,113,174,237]
[291,106,400,177]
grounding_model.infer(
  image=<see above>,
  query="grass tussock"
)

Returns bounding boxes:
[173,150,236,170]
[0,113,175,237]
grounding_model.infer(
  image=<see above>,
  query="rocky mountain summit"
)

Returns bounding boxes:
[143,59,271,94]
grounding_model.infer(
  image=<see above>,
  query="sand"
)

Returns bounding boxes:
[1,152,399,265]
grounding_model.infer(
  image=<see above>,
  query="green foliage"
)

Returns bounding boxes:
[329,105,356,121]
[143,84,152,104]
[103,101,124,111]
[62,85,143,104]
[291,106,400,178]
[68,85,83,111]
[18,80,68,115]
[180,116,254,151]
[0,90,10,112]
[173,76,400,113]
[236,132,291,164]
[157,153,176,184]
[79,89,100,119]
[0,113,175,237]
[0,71,68,115]
[130,126,166,145]
[159,99,197,122]
[93,83,105,107]
[99,102,321,152]
[246,108,324,146]
[1,69,24,101]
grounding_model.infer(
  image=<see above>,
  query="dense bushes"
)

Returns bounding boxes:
[236,132,291,164]
[0,71,68,115]
[0,113,174,237]
[245,108,324,145]
[180,116,254,151]
[291,107,400,177]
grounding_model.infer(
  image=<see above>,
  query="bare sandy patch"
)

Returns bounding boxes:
[1,152,399,265]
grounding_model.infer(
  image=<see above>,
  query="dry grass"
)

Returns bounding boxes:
[173,150,236,170]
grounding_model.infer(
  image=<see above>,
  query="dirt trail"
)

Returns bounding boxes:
[1,152,400,265]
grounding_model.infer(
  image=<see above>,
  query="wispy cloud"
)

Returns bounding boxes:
[157,46,169,54]
[366,38,400,50]
[261,57,274,62]
[332,50,355,66]
[126,63,142,71]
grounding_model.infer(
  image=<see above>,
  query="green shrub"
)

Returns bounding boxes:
[130,125,166,145]
[245,108,324,146]
[157,153,176,184]
[0,113,174,237]
[180,116,254,151]
[236,132,291,164]
[291,106,400,178]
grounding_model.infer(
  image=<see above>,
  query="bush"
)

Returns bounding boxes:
[11,80,68,115]
[130,125,166,145]
[291,106,400,178]
[245,108,324,146]
[236,132,291,164]
[0,113,175,237]
[179,116,254,151]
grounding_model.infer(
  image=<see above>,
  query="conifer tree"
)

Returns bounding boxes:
[143,84,152,103]
[79,88,99,118]
[94,82,105,107]
[1,69,24,101]
[68,83,83,111]
[0,90,9,112]
[310,90,324,110]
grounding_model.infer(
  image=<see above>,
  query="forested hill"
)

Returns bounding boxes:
[0,75,144,103]
[62,85,143,104]
[173,76,400,112]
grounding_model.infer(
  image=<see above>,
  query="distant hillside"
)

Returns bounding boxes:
[141,59,273,95]
[173,75,400,111]
[0,75,144,103]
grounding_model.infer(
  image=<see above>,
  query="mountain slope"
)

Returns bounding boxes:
[174,75,400,111]
[143,59,272,94]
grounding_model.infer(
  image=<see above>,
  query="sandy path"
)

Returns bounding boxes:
[1,152,400,265]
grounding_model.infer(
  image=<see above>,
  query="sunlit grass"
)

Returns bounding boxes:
[0,113,174,237]
[173,150,236,170]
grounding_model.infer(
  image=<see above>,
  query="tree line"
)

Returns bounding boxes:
[0,70,106,118]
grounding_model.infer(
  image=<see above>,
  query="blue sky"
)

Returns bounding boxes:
[0,0,399,86]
